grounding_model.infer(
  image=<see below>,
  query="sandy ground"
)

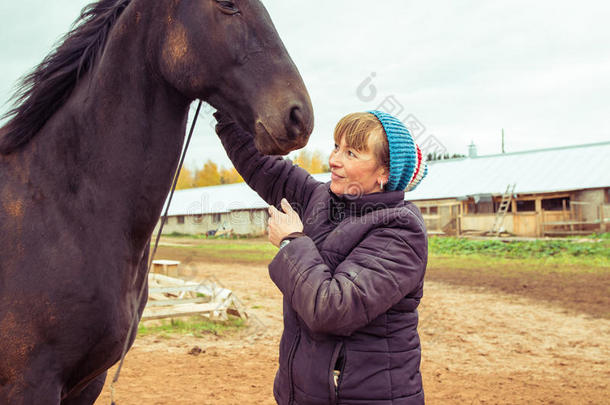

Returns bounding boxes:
[95,260,610,405]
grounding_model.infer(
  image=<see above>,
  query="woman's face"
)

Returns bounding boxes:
[329,133,388,195]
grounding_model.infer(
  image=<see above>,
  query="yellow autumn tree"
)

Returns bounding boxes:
[291,149,329,174]
[181,152,330,189]
[193,160,221,187]
[176,166,194,190]
[220,167,244,184]
[310,150,325,173]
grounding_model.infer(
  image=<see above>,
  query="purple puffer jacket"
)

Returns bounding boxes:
[216,117,427,405]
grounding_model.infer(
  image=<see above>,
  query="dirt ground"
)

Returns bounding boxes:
[95,247,610,404]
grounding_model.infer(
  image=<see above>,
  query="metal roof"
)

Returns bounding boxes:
[165,142,610,215]
[407,141,610,200]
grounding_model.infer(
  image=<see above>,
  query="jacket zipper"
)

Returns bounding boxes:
[330,341,345,405]
[336,356,345,402]
[287,328,301,405]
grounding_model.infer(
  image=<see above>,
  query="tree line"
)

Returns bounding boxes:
[176,148,469,189]
[426,152,466,161]
[176,149,330,189]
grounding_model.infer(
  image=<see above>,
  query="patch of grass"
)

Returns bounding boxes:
[584,232,610,240]
[158,235,609,268]
[138,316,246,337]
[165,241,278,263]
[166,232,259,240]
[192,246,277,263]
[428,236,610,266]
[156,238,278,264]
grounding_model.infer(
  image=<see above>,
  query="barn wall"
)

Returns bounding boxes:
[412,199,461,234]
[461,213,515,234]
[572,188,606,222]
[153,209,269,236]
[228,210,268,235]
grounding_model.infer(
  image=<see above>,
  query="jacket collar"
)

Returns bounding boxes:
[327,182,405,222]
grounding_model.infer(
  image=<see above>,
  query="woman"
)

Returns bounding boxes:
[215,110,428,404]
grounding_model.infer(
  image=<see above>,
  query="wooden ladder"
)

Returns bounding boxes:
[489,183,516,236]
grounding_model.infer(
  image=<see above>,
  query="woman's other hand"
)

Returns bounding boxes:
[268,198,304,247]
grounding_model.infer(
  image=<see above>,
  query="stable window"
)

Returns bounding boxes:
[213,213,222,224]
[542,197,570,211]
[516,200,535,212]
[476,202,494,214]
[465,194,495,214]
[466,202,494,214]
[429,206,438,215]
[177,216,185,224]
[466,203,475,214]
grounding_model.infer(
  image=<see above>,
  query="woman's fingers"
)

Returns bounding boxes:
[270,202,292,219]
[280,198,293,213]
[268,205,279,217]
[281,199,302,223]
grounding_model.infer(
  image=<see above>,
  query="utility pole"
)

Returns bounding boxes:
[502,128,505,153]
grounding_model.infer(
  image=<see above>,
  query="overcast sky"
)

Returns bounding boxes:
[1,1,609,170]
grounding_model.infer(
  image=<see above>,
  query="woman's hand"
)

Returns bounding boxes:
[268,198,304,247]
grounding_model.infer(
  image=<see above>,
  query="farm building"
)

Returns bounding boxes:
[156,141,610,238]
[155,182,272,236]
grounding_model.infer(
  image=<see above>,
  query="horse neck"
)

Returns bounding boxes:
[32,18,192,255]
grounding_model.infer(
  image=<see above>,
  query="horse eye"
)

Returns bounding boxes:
[216,0,239,14]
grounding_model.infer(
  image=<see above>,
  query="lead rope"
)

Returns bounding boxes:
[110,100,203,405]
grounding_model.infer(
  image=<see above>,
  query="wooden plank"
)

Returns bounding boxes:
[142,303,222,321]
[542,230,592,236]
[152,259,181,265]
[146,298,209,307]
[142,309,214,321]
[149,285,202,294]
[543,220,600,226]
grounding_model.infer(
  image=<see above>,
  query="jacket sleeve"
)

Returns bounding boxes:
[268,224,427,336]
[214,113,321,214]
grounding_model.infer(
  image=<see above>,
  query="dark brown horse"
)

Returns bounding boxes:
[0,0,313,403]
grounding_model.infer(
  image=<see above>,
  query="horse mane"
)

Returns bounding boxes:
[0,0,132,155]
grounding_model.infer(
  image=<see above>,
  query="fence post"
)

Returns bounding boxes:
[457,203,462,237]
[600,203,605,233]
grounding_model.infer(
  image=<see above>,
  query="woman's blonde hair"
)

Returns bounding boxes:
[333,112,389,172]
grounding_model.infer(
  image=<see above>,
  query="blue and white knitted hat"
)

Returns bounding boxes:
[368,110,428,192]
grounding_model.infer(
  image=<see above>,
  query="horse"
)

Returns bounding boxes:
[0,0,313,403]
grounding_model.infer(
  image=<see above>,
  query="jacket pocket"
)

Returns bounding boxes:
[329,340,345,405]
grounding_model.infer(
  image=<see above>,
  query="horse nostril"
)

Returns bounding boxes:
[287,106,305,139]
[290,106,303,127]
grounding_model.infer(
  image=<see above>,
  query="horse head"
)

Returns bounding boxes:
[155,0,314,155]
